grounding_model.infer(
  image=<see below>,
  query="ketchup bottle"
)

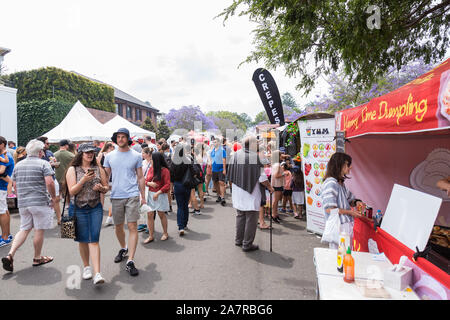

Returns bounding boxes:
[343,247,355,283]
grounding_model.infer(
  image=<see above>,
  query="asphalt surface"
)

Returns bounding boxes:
[0,190,327,300]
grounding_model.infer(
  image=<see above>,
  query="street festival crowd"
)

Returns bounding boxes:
[0,130,449,286]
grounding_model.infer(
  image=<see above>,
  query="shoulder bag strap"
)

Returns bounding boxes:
[62,167,77,218]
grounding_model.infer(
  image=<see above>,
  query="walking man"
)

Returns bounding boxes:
[1,139,56,272]
[210,138,227,206]
[227,136,273,252]
[103,128,146,277]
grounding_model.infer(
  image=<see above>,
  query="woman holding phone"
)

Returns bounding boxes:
[65,143,109,285]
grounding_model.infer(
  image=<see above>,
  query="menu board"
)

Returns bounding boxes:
[298,118,337,235]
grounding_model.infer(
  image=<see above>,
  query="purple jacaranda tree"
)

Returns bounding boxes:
[309,59,436,113]
[165,105,217,132]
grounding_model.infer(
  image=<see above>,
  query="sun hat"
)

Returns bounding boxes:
[78,143,97,153]
[112,128,132,145]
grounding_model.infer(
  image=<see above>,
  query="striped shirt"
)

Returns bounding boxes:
[12,156,54,208]
[321,177,355,224]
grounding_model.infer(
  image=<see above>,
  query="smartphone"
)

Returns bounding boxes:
[87,168,95,174]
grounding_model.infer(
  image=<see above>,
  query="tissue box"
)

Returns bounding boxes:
[383,266,412,291]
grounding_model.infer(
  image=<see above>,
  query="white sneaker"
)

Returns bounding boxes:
[93,273,105,285]
[105,216,114,226]
[82,266,93,280]
[179,229,185,236]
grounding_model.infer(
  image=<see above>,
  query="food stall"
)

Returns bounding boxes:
[334,58,450,299]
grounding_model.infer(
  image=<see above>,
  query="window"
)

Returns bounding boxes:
[146,111,151,119]
[136,109,141,121]
[117,104,123,116]
[126,106,132,119]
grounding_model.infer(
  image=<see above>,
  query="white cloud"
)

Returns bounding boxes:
[2,0,326,119]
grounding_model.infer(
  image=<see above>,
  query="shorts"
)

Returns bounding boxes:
[283,189,293,196]
[273,187,284,192]
[212,171,225,182]
[69,203,103,243]
[19,206,53,230]
[0,190,6,214]
[111,196,140,225]
[147,191,170,212]
[292,191,305,205]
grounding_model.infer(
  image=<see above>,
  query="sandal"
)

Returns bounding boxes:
[259,225,273,230]
[161,234,169,241]
[143,237,154,244]
[33,256,53,267]
[2,254,13,272]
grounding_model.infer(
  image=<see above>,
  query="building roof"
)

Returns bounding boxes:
[86,107,117,124]
[71,71,159,113]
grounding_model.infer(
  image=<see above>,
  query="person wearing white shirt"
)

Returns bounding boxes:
[227,136,274,252]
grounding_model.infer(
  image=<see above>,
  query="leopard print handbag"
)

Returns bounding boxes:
[60,190,77,239]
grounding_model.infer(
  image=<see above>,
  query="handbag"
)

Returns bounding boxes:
[181,165,196,189]
[60,193,77,239]
[60,173,77,239]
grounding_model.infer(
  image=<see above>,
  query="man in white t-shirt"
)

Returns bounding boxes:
[104,128,146,277]
[227,136,274,252]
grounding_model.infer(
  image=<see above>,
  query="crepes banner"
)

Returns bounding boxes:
[336,58,450,138]
[298,118,337,235]
[252,68,285,125]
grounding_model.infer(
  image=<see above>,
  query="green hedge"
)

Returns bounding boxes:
[5,67,115,112]
[17,99,74,147]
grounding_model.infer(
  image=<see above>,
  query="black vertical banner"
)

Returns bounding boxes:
[252,68,285,125]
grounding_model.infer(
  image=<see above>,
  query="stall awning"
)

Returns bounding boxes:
[336,58,450,138]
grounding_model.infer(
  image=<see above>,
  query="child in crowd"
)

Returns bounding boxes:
[0,151,14,198]
[263,164,272,217]
[291,163,305,219]
[281,162,293,214]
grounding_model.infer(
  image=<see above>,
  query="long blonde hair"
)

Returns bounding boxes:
[13,146,26,164]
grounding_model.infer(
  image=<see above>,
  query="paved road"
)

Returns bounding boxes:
[0,191,327,300]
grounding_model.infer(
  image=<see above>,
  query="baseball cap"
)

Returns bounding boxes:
[59,139,70,146]
[78,143,97,153]
[112,128,132,145]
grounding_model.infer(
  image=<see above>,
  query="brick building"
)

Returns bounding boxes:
[73,72,159,128]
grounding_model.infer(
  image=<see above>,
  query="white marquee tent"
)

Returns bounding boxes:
[103,115,156,140]
[43,101,111,143]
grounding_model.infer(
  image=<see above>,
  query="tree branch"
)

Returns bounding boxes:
[403,0,450,29]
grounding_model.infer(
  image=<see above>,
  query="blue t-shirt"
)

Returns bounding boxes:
[0,152,14,191]
[103,149,143,199]
[210,146,227,172]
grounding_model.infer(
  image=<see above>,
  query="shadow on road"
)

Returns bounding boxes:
[139,233,186,253]
[243,249,294,269]
[2,266,62,286]
[65,262,162,300]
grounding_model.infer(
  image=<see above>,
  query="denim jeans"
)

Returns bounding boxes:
[174,181,191,230]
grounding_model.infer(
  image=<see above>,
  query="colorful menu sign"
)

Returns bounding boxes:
[298,118,336,235]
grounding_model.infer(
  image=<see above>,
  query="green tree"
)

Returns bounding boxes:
[141,117,156,133]
[252,111,269,125]
[218,1,450,95]
[156,118,171,140]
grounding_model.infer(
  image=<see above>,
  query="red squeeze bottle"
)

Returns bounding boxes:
[343,247,355,283]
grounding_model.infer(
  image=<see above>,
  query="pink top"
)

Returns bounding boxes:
[284,171,292,190]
